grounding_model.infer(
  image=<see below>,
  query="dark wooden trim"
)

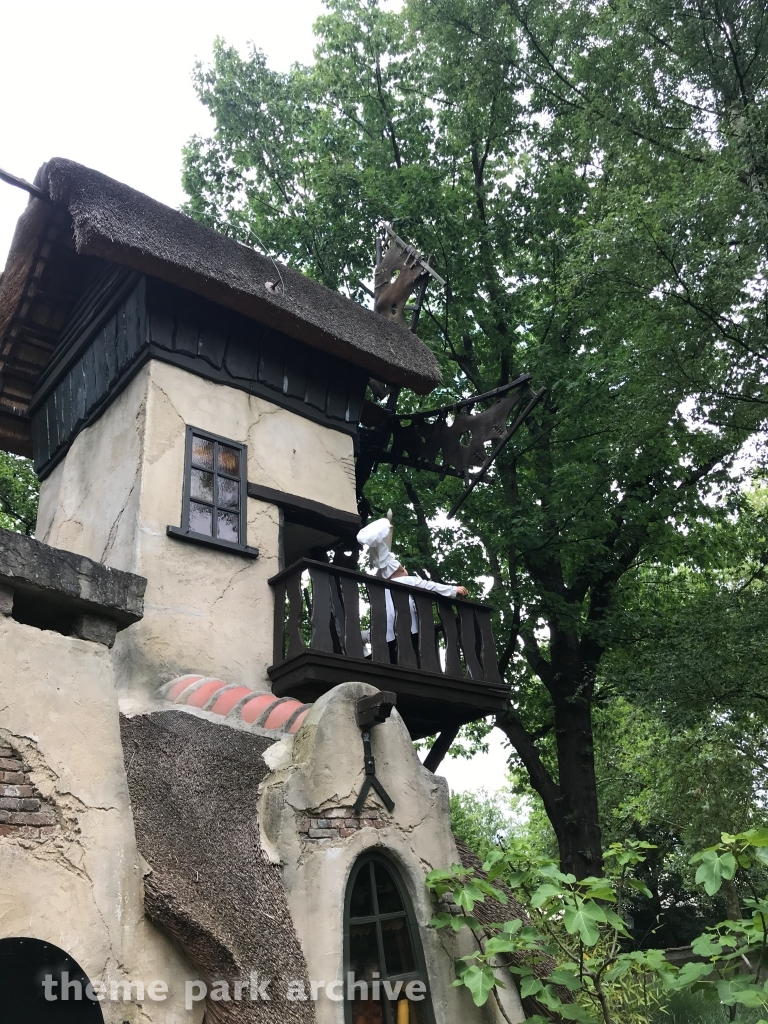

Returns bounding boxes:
[33,349,152,480]
[29,273,367,479]
[172,425,254,556]
[29,267,141,411]
[268,557,491,610]
[166,526,259,559]
[247,483,360,535]
[423,726,461,773]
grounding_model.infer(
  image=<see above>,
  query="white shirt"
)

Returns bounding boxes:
[385,576,457,642]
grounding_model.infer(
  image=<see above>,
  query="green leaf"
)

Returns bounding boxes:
[625,877,653,898]
[539,862,571,883]
[675,962,714,986]
[429,913,453,929]
[485,936,518,956]
[502,919,523,936]
[460,965,497,1006]
[559,1004,600,1023]
[603,907,631,933]
[475,879,508,903]
[695,850,737,896]
[482,850,505,871]
[456,884,485,913]
[691,933,723,957]
[716,979,767,1008]
[530,883,564,908]
[520,975,543,999]
[537,984,564,1011]
[739,829,768,847]
[548,968,582,991]
[563,900,606,946]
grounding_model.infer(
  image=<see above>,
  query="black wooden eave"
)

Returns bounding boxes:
[29,273,369,479]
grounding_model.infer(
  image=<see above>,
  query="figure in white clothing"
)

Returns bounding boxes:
[356,513,468,644]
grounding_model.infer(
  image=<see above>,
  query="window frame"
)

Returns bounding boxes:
[343,851,435,1024]
[167,426,259,558]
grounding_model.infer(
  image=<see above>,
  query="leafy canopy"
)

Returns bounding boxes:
[183,0,768,873]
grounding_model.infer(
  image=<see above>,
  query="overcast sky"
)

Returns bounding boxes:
[0,0,325,258]
[0,0,512,799]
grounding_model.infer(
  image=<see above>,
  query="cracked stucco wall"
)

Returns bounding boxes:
[0,615,203,1024]
[36,359,358,702]
[258,682,525,1024]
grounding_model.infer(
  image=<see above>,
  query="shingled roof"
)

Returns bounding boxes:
[0,158,441,456]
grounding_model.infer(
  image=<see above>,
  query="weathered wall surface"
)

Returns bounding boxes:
[36,359,358,702]
[259,682,525,1024]
[0,616,202,1024]
[35,366,149,569]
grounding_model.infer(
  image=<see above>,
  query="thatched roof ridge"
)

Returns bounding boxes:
[36,159,441,392]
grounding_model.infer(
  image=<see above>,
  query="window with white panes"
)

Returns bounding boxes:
[167,427,258,557]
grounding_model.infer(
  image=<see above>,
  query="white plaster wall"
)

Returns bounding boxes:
[35,368,148,571]
[36,359,358,702]
[0,616,203,1024]
[259,682,525,1024]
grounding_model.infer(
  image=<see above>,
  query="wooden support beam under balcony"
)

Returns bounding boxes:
[268,559,510,740]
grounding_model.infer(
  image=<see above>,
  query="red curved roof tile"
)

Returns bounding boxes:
[186,679,228,708]
[210,686,254,716]
[264,700,304,730]
[167,675,204,700]
[240,694,279,725]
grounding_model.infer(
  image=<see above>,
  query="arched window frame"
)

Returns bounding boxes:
[343,851,436,1024]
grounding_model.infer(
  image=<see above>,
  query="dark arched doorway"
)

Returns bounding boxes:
[0,937,105,1023]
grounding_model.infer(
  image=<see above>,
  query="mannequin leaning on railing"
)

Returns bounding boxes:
[356,512,468,652]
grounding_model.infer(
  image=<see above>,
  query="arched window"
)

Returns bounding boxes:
[344,854,434,1024]
[0,936,104,1022]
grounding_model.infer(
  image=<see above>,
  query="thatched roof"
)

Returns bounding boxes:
[0,158,441,456]
[120,710,316,1024]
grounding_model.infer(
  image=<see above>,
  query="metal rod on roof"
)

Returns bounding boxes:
[0,167,50,202]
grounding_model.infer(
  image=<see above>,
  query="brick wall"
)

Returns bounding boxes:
[0,744,57,840]
[298,807,386,840]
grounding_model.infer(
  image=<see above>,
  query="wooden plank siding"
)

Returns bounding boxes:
[29,275,369,478]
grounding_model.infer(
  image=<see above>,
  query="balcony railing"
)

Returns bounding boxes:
[268,559,509,738]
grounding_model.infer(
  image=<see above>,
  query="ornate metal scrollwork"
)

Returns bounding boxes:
[360,376,546,517]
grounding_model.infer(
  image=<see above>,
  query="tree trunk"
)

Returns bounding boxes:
[497,628,604,879]
[550,682,603,878]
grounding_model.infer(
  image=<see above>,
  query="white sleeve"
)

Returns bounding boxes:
[394,575,457,599]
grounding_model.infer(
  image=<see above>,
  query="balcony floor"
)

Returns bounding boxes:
[268,651,510,740]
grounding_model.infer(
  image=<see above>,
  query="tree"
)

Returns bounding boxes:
[182,0,768,876]
[0,453,38,535]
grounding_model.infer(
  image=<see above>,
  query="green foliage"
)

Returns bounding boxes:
[183,0,768,871]
[426,832,768,1024]
[450,787,527,863]
[0,454,39,535]
[653,989,764,1024]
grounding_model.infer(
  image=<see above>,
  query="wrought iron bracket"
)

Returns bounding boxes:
[352,691,397,814]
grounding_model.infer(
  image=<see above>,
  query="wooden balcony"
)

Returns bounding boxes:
[268,559,510,739]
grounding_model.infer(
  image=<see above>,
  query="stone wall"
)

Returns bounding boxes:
[0,615,203,1024]
[0,742,57,839]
